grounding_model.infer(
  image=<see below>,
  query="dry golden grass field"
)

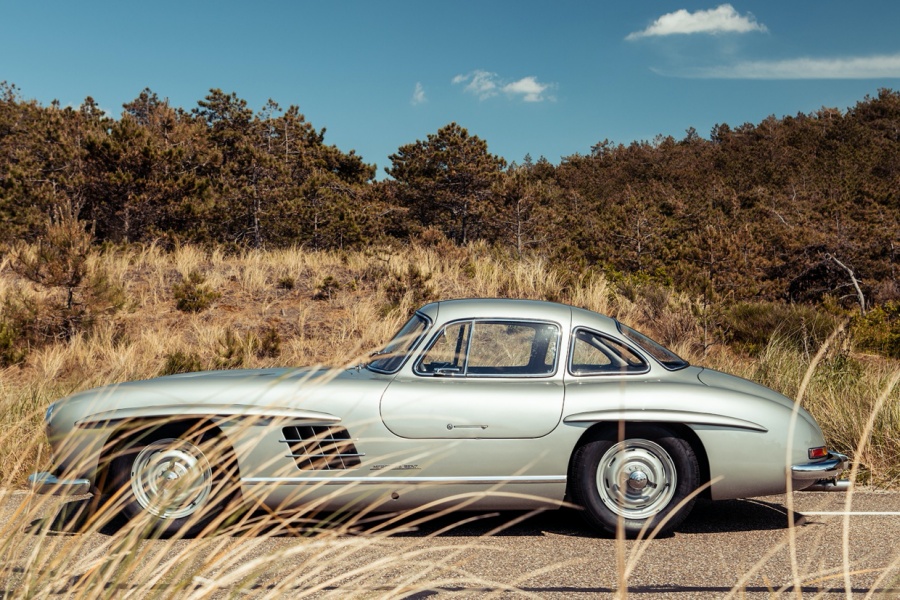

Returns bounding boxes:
[0,242,898,598]
[2,242,897,488]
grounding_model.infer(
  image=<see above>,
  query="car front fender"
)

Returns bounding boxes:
[73,404,341,428]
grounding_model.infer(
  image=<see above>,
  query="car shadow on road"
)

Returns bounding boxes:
[679,497,808,534]
[27,496,809,540]
[25,495,127,537]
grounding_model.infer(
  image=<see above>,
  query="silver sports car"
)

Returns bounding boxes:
[31,299,847,537]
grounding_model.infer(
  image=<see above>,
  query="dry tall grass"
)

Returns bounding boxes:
[1,242,898,486]
[1,243,899,597]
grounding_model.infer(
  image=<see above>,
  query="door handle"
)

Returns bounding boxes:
[446,423,489,430]
[434,367,462,376]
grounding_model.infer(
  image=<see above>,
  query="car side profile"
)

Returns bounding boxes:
[31,298,847,537]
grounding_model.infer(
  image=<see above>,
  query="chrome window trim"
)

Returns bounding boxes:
[413,318,562,379]
[616,321,690,371]
[412,318,472,377]
[366,312,433,374]
[567,327,651,377]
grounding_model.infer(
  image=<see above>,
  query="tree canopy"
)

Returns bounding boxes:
[1,84,898,312]
[386,123,506,244]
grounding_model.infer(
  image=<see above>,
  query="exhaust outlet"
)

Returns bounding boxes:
[801,479,851,492]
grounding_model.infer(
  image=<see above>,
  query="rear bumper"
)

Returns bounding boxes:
[790,452,849,481]
[28,472,91,496]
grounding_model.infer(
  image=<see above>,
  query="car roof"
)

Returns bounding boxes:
[417,298,619,335]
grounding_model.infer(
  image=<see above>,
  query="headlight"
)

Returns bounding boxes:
[45,402,57,423]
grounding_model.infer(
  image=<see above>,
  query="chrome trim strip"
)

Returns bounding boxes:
[284,453,367,459]
[564,409,768,432]
[75,405,340,428]
[29,472,91,495]
[279,439,359,444]
[241,475,567,486]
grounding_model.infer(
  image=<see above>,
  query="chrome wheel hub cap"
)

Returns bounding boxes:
[627,470,649,491]
[131,438,212,519]
[596,439,676,520]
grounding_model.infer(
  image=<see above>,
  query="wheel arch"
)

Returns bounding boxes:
[94,417,239,495]
[565,420,712,501]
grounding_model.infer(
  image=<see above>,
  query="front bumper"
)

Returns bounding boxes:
[790,452,849,481]
[28,472,91,496]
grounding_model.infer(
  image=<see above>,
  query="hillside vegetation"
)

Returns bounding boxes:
[3,80,900,599]
[0,243,897,489]
[1,84,898,316]
[0,83,898,486]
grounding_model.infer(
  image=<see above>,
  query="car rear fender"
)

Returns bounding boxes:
[561,410,767,502]
[564,420,712,501]
[563,409,767,432]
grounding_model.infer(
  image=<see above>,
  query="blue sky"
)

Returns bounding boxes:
[2,2,900,177]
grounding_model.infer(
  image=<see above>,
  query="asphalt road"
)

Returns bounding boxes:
[2,489,898,598]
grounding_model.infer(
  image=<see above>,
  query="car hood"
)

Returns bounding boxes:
[67,367,329,399]
[50,366,384,428]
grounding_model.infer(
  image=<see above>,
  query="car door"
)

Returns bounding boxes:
[379,319,565,439]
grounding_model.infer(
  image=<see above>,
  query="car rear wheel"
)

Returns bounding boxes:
[571,425,699,538]
[109,425,239,537]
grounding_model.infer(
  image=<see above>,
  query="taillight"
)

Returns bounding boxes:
[808,446,828,460]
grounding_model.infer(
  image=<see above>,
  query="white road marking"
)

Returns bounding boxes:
[803,511,900,516]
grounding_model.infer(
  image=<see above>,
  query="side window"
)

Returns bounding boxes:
[416,322,471,375]
[415,320,559,377]
[569,329,649,376]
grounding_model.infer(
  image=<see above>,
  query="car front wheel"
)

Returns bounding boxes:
[109,426,239,537]
[571,425,699,538]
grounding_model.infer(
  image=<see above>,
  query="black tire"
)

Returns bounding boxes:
[108,423,240,537]
[570,425,699,538]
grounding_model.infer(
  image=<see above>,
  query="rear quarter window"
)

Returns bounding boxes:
[569,328,649,376]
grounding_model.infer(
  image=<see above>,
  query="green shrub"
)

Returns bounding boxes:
[0,319,26,366]
[173,270,220,312]
[724,302,839,356]
[852,302,900,358]
[0,276,126,367]
[384,265,434,307]
[313,275,341,300]
[7,208,125,347]
[160,350,204,375]
[276,275,296,290]
[255,326,282,359]
[215,329,246,369]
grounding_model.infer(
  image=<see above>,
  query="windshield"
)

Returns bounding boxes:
[367,313,431,373]
[617,322,689,370]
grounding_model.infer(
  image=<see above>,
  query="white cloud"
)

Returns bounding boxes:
[411,82,426,105]
[673,53,900,79]
[627,4,767,40]
[453,71,555,102]
[453,70,500,100]
[502,76,554,102]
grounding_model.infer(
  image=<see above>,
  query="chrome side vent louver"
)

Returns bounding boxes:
[281,426,363,470]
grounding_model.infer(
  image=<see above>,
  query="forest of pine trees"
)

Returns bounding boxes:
[1,83,898,356]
